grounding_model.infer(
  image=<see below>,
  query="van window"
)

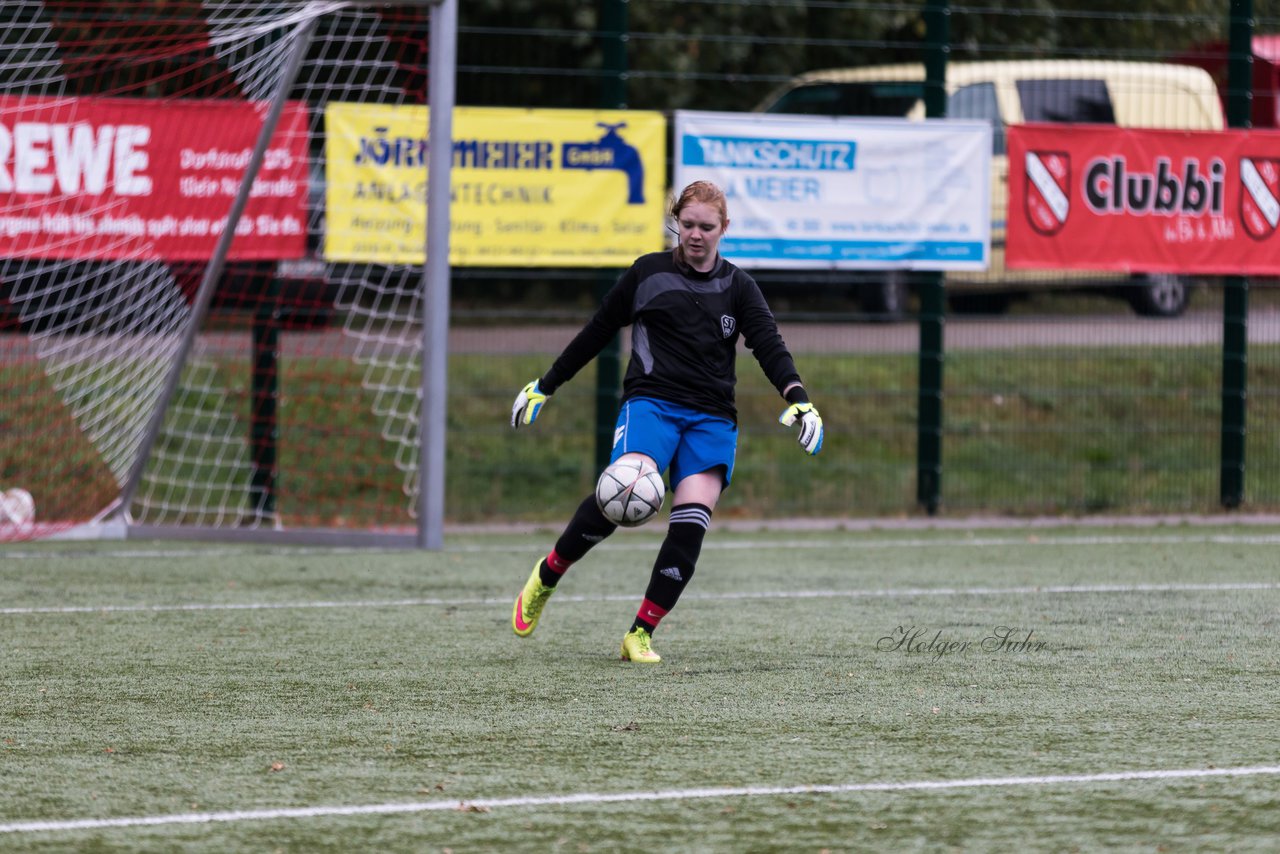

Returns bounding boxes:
[1017,78,1117,124]
[768,81,925,117]
[948,82,1005,155]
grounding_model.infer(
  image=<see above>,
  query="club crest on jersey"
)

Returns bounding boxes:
[720,315,736,338]
[1024,150,1071,236]
[1240,157,1280,241]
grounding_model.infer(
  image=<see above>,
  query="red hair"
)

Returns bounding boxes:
[671,180,729,227]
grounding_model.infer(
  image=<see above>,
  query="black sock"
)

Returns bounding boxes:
[631,503,711,633]
[539,493,617,587]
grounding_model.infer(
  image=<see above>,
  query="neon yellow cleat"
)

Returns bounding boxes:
[512,560,554,638]
[620,627,661,663]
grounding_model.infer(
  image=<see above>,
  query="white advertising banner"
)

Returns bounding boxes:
[674,111,992,270]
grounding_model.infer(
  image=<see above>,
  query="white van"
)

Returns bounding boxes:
[756,61,1226,316]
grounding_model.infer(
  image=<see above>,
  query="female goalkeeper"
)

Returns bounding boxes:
[509,180,824,663]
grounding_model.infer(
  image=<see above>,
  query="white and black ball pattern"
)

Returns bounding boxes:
[595,459,665,527]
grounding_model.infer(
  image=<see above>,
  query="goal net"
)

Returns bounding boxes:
[1,0,442,544]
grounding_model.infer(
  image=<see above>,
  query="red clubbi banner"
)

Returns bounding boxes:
[0,96,308,261]
[1007,124,1280,274]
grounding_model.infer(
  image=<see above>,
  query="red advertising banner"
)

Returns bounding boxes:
[0,96,308,261]
[1008,124,1280,274]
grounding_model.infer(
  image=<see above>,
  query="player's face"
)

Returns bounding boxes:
[677,201,727,272]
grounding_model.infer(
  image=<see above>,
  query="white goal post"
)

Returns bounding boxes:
[0,0,456,548]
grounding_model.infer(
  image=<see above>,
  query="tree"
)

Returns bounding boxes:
[457,1,1233,113]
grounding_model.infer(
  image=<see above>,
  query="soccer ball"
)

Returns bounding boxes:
[595,459,665,527]
[2,488,35,528]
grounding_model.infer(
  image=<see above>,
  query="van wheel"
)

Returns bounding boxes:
[949,292,1012,315]
[861,271,909,320]
[1128,274,1192,318]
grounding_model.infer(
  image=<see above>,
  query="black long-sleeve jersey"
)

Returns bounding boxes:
[539,249,802,423]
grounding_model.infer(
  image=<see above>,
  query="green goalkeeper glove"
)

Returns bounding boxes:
[511,379,548,428]
[779,401,824,456]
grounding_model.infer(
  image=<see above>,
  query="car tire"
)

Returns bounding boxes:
[1127,273,1192,318]
[860,271,910,320]
[949,292,1012,315]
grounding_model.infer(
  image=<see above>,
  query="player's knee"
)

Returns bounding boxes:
[615,451,658,470]
[595,454,656,499]
[671,468,724,510]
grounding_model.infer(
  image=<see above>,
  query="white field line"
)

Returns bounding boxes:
[2,581,1277,617]
[457,532,1280,551]
[3,764,1278,835]
[6,531,1280,561]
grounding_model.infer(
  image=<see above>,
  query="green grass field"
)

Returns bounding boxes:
[8,341,1280,527]
[3,524,1280,851]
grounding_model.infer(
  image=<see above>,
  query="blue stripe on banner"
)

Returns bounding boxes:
[721,238,986,264]
[681,135,856,172]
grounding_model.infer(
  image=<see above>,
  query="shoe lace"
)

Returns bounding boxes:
[630,628,653,654]
[529,582,554,610]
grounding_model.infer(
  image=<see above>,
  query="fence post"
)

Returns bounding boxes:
[1221,0,1253,508]
[249,285,280,526]
[594,0,628,473]
[916,0,950,515]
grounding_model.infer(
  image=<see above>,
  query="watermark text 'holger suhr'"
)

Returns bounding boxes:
[876,626,1049,661]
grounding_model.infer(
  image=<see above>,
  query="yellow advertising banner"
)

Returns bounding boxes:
[324,104,667,266]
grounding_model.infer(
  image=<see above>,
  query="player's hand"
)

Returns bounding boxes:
[511,380,548,428]
[779,402,824,455]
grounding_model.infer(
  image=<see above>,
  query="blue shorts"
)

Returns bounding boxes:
[611,397,738,487]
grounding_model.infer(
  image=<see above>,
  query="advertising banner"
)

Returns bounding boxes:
[1008,124,1280,274]
[0,96,308,261]
[673,111,991,270]
[324,105,667,266]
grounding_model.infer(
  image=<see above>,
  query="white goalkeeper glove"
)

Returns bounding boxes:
[779,401,824,456]
[511,379,548,428]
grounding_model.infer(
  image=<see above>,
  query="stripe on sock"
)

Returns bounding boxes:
[669,506,711,530]
[546,549,572,575]
[637,597,669,628]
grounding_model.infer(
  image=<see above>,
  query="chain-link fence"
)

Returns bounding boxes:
[3,1,1279,531]
[456,1,1280,522]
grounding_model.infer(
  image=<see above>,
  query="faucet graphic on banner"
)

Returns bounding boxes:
[562,122,645,204]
